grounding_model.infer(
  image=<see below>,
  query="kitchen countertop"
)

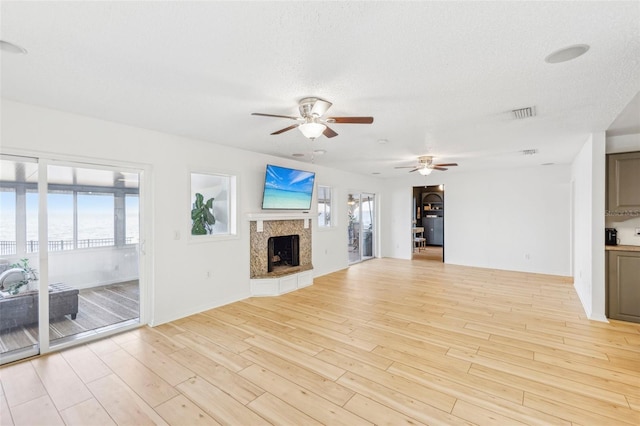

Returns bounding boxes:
[605,244,640,252]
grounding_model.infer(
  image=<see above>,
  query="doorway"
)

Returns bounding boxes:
[348,192,375,264]
[0,154,145,364]
[412,184,444,262]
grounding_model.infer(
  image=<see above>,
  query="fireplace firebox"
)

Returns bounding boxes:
[268,235,300,273]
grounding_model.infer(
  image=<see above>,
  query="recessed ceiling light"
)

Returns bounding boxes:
[0,40,28,54]
[377,139,389,144]
[545,44,589,64]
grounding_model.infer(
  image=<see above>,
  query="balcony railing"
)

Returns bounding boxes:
[0,238,135,255]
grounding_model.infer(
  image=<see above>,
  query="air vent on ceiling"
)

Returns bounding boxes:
[512,106,536,119]
[521,149,538,156]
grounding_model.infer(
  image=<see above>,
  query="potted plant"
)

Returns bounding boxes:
[0,258,38,295]
[191,192,216,235]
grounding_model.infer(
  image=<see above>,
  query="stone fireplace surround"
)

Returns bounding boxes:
[247,212,313,296]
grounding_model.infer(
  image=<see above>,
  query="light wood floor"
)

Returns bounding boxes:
[414,245,444,262]
[1,258,639,425]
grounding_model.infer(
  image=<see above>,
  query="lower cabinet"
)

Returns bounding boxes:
[608,250,640,323]
[422,217,444,246]
[250,269,313,297]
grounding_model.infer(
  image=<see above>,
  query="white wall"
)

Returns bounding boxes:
[384,165,572,276]
[48,246,139,290]
[571,133,607,321]
[1,100,382,325]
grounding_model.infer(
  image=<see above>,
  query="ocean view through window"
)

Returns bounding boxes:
[1,180,139,255]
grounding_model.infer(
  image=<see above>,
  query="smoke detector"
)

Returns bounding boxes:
[512,107,536,119]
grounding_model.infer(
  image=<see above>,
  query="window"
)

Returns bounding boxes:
[77,192,114,247]
[0,189,16,255]
[126,194,139,244]
[318,185,332,227]
[190,172,236,237]
[47,191,73,251]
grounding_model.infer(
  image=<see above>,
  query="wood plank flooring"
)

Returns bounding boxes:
[1,258,639,425]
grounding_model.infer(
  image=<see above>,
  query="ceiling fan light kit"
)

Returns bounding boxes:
[418,167,433,176]
[252,97,373,141]
[395,155,459,174]
[298,119,326,140]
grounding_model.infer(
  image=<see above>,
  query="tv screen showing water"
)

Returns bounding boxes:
[262,164,315,210]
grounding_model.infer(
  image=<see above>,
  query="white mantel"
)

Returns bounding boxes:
[245,212,313,232]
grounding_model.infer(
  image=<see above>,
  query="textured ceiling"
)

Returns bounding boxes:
[1,1,639,176]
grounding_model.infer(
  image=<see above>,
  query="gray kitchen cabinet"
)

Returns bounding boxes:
[421,216,444,246]
[607,151,640,213]
[608,250,640,323]
[421,191,444,246]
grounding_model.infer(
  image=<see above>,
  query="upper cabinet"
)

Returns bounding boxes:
[607,151,640,214]
[422,192,444,217]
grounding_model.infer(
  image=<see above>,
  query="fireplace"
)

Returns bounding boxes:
[248,217,312,279]
[268,235,300,273]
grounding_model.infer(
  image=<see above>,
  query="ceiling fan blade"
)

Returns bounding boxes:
[408,168,420,173]
[270,124,300,135]
[311,99,332,116]
[252,112,300,121]
[323,126,338,138]
[394,166,418,169]
[432,167,448,171]
[434,163,458,167]
[327,116,374,124]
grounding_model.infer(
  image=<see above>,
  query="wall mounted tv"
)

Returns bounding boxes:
[262,164,316,210]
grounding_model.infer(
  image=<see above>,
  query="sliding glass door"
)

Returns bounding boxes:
[347,192,375,264]
[0,155,143,364]
[47,164,140,347]
[0,156,41,359]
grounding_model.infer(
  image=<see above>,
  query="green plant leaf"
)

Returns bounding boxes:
[191,193,215,235]
[194,192,204,208]
[191,222,206,235]
[206,210,215,225]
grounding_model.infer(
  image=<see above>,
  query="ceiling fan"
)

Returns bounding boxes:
[251,97,374,140]
[395,156,458,175]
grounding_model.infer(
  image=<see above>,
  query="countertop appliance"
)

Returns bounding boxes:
[605,228,618,246]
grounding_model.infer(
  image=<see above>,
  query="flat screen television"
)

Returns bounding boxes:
[262,164,316,210]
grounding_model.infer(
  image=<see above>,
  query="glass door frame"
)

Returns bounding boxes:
[0,153,151,365]
[360,193,375,261]
[347,192,376,264]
